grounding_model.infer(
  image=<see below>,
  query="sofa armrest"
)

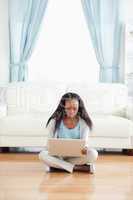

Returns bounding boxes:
[126,98,133,121]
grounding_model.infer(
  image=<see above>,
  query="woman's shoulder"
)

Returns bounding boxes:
[79,117,90,130]
[46,118,56,138]
[79,117,86,125]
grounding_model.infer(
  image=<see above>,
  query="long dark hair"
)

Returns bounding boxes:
[46,92,93,133]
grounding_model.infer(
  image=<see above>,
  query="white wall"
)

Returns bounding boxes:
[29,0,99,83]
[0,0,9,84]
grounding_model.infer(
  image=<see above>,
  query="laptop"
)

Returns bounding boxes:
[47,138,86,157]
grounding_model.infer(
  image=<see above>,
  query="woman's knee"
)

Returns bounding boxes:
[87,148,98,163]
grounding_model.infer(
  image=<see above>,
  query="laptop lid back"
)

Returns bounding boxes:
[47,138,85,157]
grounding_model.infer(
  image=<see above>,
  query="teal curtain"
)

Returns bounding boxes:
[8,0,48,82]
[81,0,123,82]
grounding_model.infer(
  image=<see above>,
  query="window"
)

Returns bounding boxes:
[28,0,99,83]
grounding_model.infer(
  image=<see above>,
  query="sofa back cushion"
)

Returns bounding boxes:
[6,82,67,115]
[66,83,128,117]
[27,82,67,114]
[6,82,128,117]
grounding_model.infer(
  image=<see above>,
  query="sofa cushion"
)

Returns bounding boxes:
[66,83,128,116]
[90,115,133,138]
[0,113,50,136]
[0,114,132,138]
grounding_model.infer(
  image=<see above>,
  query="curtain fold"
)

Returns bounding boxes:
[8,0,48,82]
[81,0,123,82]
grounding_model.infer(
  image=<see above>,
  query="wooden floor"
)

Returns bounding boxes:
[0,152,133,200]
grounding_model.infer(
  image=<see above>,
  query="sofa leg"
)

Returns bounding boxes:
[127,149,133,156]
[122,149,133,156]
[0,147,10,153]
[122,149,128,154]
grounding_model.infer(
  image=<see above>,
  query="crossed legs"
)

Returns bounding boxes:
[39,148,98,173]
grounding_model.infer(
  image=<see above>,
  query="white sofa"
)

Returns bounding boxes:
[0,82,133,150]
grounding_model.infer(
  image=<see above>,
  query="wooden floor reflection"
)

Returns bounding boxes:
[0,152,133,200]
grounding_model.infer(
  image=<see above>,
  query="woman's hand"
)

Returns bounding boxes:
[81,146,88,155]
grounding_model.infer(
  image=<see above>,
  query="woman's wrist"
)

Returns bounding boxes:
[81,146,88,155]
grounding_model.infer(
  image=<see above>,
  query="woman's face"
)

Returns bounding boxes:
[64,99,79,118]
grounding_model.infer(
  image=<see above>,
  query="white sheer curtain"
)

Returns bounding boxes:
[81,0,124,83]
[9,0,48,82]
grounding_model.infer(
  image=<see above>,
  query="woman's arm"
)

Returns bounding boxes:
[46,119,56,138]
[80,119,90,146]
[80,119,90,154]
